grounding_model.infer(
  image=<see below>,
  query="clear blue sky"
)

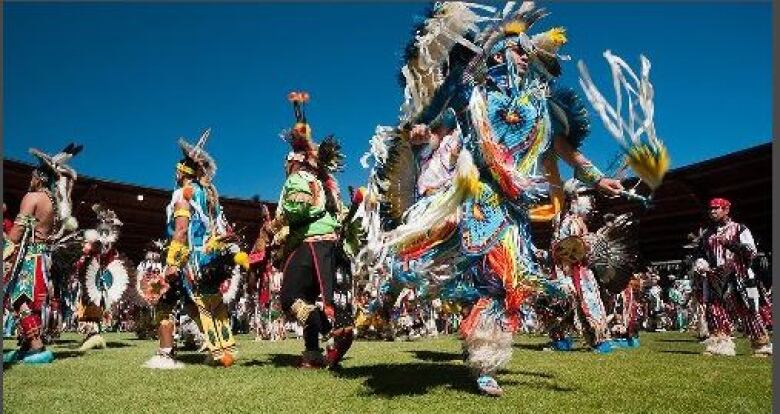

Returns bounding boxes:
[4,2,772,201]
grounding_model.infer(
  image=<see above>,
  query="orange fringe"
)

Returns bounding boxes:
[459,297,491,339]
[397,216,458,261]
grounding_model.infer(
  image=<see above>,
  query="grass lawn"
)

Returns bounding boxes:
[2,331,771,413]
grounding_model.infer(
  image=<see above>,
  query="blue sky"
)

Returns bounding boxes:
[4,2,772,201]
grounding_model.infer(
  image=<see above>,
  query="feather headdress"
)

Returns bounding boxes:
[92,203,123,228]
[178,128,217,180]
[477,2,568,79]
[86,203,122,249]
[29,143,82,183]
[29,143,83,239]
[285,91,316,153]
[283,91,346,175]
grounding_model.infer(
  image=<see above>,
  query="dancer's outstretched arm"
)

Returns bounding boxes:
[553,134,624,196]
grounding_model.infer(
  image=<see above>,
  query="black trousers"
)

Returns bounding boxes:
[281,240,337,351]
[280,240,336,313]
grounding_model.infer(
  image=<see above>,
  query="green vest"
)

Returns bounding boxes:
[281,171,340,238]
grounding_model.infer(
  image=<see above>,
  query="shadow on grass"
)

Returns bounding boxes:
[407,350,462,362]
[175,353,207,365]
[53,350,85,360]
[53,339,80,345]
[659,350,700,355]
[657,338,699,343]
[241,359,269,367]
[335,362,571,397]
[106,342,133,349]
[513,342,550,352]
[268,353,300,368]
[263,353,353,369]
[336,362,475,396]
[514,369,554,379]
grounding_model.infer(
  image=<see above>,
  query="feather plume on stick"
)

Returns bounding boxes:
[577,51,669,190]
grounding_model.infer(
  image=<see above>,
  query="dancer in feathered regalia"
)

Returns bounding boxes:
[134,240,165,339]
[274,92,355,369]
[136,240,166,305]
[355,2,667,396]
[609,275,641,348]
[249,205,278,314]
[546,180,636,352]
[4,144,82,364]
[73,204,131,351]
[144,129,250,369]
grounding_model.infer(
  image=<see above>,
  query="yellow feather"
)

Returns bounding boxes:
[625,142,670,190]
[456,168,481,199]
[234,251,250,271]
[548,27,567,46]
[504,21,527,36]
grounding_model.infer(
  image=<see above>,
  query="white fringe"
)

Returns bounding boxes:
[577,51,660,152]
[78,334,106,351]
[384,150,478,249]
[84,229,99,243]
[144,355,185,370]
[464,314,513,376]
[718,337,736,356]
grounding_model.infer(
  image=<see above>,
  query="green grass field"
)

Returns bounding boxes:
[2,331,771,413]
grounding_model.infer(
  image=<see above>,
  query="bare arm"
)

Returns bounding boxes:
[172,200,189,243]
[7,193,38,243]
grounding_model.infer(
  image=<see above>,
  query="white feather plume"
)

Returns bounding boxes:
[84,229,99,243]
[221,266,243,305]
[577,51,659,151]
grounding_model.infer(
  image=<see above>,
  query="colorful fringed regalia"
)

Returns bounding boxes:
[134,240,165,339]
[249,205,277,310]
[73,204,131,351]
[136,240,166,307]
[353,2,663,396]
[275,92,356,370]
[608,276,641,348]
[693,198,772,357]
[144,129,249,369]
[667,277,687,331]
[3,143,82,364]
[546,180,637,352]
